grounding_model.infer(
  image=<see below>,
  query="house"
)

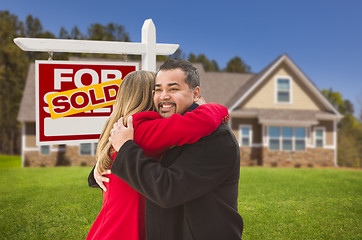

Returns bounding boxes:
[17,54,342,167]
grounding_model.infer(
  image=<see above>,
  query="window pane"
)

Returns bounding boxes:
[278,92,290,102]
[80,143,91,155]
[295,127,306,138]
[282,139,292,150]
[40,145,50,155]
[316,129,323,138]
[282,127,293,138]
[278,79,290,90]
[316,139,323,148]
[241,127,250,137]
[242,137,250,146]
[269,139,280,150]
[269,127,280,138]
[295,140,305,151]
[94,142,98,155]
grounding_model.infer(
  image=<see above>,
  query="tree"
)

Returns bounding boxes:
[321,88,345,114]
[87,23,130,42]
[225,56,251,73]
[169,48,186,60]
[338,115,362,168]
[25,15,42,38]
[211,60,220,72]
[24,15,55,60]
[188,53,220,72]
[344,99,354,116]
[322,88,362,168]
[59,27,70,39]
[0,11,28,154]
[70,26,84,40]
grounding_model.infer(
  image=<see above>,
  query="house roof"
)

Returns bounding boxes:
[230,108,338,126]
[17,55,342,123]
[17,63,36,122]
[198,68,255,106]
[228,54,343,119]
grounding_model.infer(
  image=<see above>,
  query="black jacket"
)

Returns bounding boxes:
[108,124,243,240]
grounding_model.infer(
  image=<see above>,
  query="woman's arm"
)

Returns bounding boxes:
[132,103,228,155]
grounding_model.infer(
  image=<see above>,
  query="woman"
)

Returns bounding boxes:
[87,70,228,240]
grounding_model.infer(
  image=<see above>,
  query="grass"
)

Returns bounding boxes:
[0,155,22,168]
[0,155,361,239]
[238,168,361,239]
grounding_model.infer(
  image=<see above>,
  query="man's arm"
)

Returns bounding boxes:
[111,125,239,208]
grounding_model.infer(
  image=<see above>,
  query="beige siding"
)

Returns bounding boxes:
[241,63,327,111]
[231,117,262,144]
[312,120,334,146]
[25,122,37,148]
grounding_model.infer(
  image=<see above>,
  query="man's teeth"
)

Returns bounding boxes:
[162,104,173,108]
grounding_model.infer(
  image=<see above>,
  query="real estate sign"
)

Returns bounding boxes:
[35,60,138,145]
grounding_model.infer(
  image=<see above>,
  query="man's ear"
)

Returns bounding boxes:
[192,86,200,102]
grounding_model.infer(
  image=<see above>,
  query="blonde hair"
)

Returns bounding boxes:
[96,70,155,173]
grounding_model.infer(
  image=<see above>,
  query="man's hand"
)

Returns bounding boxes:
[109,116,134,152]
[94,161,111,192]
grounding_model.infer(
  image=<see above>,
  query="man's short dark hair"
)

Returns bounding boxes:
[157,59,200,90]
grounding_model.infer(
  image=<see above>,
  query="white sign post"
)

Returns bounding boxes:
[14,19,179,72]
[14,19,179,145]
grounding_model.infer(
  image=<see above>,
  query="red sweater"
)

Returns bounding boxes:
[86,103,228,240]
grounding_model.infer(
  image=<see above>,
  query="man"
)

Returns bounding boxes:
[90,59,243,239]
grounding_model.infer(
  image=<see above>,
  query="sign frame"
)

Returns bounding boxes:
[35,60,138,145]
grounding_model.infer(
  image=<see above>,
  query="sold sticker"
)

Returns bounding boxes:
[46,78,122,119]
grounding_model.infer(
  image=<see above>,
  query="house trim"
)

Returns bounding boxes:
[238,125,252,147]
[274,76,293,104]
[21,124,25,167]
[229,54,343,119]
[266,126,307,152]
[283,56,342,118]
[260,119,318,126]
[229,56,284,111]
[313,126,326,148]
[334,120,338,166]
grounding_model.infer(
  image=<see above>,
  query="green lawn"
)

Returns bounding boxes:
[0,156,361,239]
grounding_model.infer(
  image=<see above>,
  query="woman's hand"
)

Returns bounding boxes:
[94,161,111,192]
[109,116,134,152]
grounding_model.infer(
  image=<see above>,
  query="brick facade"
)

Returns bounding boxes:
[239,146,335,167]
[24,146,96,167]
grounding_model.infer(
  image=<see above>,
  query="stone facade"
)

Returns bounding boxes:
[24,146,96,167]
[239,146,262,166]
[64,146,97,166]
[24,151,59,167]
[239,146,335,167]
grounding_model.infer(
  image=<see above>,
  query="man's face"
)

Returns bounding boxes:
[154,68,200,118]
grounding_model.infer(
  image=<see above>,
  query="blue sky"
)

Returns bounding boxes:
[3,0,362,114]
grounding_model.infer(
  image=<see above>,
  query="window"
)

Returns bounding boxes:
[93,142,98,155]
[269,127,280,150]
[80,143,92,155]
[40,145,50,155]
[315,128,324,148]
[277,78,291,103]
[282,127,293,150]
[239,125,251,146]
[295,127,306,151]
[80,142,98,155]
[268,126,306,151]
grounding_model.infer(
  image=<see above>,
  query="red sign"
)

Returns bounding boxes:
[35,60,138,145]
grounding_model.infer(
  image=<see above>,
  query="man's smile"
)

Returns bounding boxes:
[158,102,176,112]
